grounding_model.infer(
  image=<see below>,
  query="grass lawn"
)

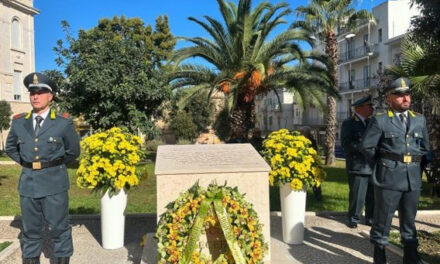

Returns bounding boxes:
[0,163,155,216]
[0,241,12,252]
[0,155,12,161]
[270,159,440,212]
[389,230,440,263]
[1,159,440,215]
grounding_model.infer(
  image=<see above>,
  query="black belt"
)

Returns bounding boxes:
[21,159,64,170]
[380,153,422,163]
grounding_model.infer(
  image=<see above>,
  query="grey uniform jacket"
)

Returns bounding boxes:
[5,110,80,198]
[360,109,429,191]
[341,114,373,175]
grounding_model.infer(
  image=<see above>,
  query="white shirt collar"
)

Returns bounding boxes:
[32,108,50,120]
[396,110,408,118]
[32,108,50,128]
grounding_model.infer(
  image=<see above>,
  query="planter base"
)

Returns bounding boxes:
[101,189,127,249]
[280,184,306,244]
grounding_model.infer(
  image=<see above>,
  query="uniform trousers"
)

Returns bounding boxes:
[348,173,374,223]
[20,191,73,258]
[370,186,420,246]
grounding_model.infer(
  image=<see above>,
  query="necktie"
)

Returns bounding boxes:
[399,114,407,131]
[364,118,369,127]
[35,116,43,136]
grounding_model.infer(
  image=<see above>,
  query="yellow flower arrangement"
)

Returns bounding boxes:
[155,183,268,264]
[262,129,326,191]
[76,127,143,192]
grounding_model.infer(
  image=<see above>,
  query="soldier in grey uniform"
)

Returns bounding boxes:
[360,78,429,264]
[341,95,374,228]
[6,72,80,264]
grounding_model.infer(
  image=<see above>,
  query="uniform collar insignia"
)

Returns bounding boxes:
[25,111,32,119]
[387,109,394,117]
[50,109,56,119]
[409,110,416,117]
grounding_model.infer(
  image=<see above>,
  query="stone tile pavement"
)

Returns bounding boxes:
[1,211,439,264]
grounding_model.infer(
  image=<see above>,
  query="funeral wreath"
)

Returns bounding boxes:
[155,183,268,264]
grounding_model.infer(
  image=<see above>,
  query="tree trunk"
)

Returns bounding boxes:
[324,30,338,166]
[325,95,337,165]
[230,100,255,140]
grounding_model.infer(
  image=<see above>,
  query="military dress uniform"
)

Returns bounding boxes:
[360,78,429,264]
[341,95,374,228]
[5,73,80,264]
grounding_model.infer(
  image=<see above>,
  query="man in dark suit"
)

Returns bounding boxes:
[341,95,374,228]
[361,78,430,264]
[6,72,80,264]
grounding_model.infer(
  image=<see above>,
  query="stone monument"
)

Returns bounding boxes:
[142,143,271,263]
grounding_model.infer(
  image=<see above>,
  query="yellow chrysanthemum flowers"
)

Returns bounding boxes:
[76,127,143,192]
[261,129,326,191]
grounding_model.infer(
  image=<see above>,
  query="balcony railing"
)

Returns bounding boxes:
[339,77,378,92]
[338,44,378,64]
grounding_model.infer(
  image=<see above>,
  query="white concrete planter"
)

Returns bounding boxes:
[280,183,306,244]
[101,188,127,249]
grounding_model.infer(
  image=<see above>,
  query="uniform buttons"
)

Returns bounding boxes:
[407,144,410,147]
[34,147,38,152]
[34,138,38,142]
[35,156,39,160]
[407,153,410,155]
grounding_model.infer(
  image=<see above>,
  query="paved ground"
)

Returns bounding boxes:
[1,211,439,264]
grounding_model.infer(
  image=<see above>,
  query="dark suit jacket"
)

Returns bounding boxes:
[341,114,373,175]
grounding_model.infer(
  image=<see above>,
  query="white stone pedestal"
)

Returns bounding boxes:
[153,143,271,262]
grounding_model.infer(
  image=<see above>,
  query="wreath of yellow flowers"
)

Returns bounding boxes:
[261,129,326,191]
[76,127,143,193]
[155,183,267,264]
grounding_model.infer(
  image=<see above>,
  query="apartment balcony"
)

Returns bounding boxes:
[339,77,378,93]
[338,44,379,65]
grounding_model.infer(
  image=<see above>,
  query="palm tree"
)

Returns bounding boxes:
[386,38,440,195]
[294,0,373,165]
[169,0,336,138]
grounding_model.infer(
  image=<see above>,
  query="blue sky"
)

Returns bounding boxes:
[34,0,384,72]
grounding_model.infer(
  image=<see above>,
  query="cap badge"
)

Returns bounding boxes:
[401,78,407,88]
[33,74,39,85]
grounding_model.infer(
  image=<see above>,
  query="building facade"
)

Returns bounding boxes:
[255,0,419,148]
[255,88,302,136]
[0,0,39,147]
[336,0,419,130]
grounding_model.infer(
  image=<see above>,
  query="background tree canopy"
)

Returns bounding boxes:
[55,16,176,138]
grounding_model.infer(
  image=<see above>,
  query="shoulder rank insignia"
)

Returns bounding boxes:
[13,113,25,120]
